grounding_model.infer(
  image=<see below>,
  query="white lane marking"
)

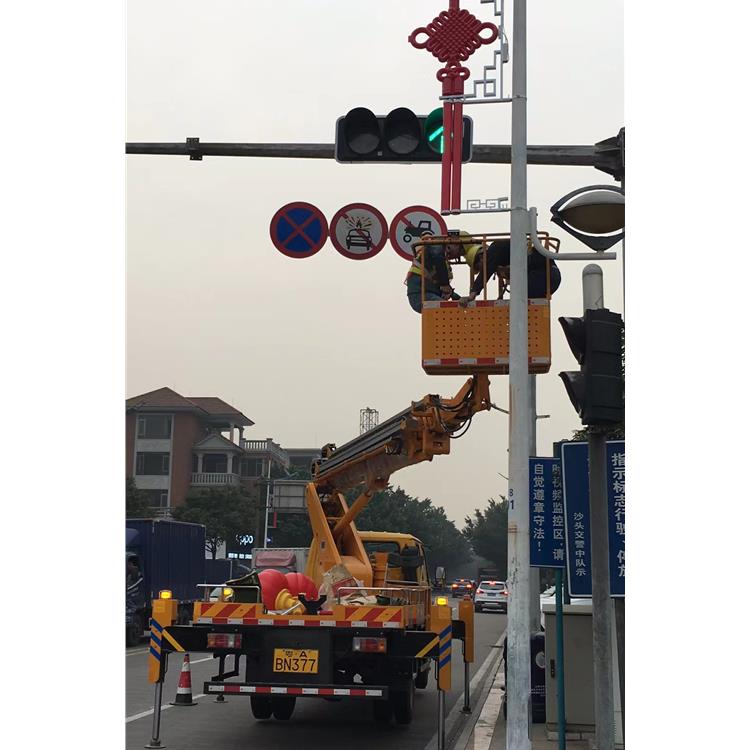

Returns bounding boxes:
[125,693,206,723]
[126,651,214,661]
[470,666,505,750]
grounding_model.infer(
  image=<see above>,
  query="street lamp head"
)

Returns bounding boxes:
[558,191,624,234]
[550,184,625,252]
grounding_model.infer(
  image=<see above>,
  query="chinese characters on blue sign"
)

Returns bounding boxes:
[529,457,565,568]
[560,440,625,597]
[608,443,625,597]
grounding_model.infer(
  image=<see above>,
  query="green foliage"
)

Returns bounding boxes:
[173,485,258,559]
[126,477,155,518]
[271,513,313,547]
[571,424,624,442]
[462,497,509,578]
[350,485,472,569]
[286,464,312,480]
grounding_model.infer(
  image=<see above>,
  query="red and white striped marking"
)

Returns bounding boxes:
[423,300,503,309]
[205,684,384,697]
[423,357,550,367]
[195,617,403,628]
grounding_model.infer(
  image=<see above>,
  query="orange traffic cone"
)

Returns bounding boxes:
[170,654,197,706]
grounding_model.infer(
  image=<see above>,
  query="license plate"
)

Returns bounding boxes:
[273,648,319,674]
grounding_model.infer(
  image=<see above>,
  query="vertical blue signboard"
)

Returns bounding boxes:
[607,442,625,597]
[561,442,593,596]
[561,440,626,598]
[529,457,565,568]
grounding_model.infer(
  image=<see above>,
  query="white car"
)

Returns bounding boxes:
[539,585,588,628]
[474,580,508,613]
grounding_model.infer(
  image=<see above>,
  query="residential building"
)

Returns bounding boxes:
[126,387,291,513]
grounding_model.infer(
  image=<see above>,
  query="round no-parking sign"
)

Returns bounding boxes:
[269,202,328,258]
[329,203,388,260]
[389,205,448,261]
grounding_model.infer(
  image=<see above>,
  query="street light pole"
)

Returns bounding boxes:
[506,1,532,748]
[529,375,541,633]
[263,458,272,549]
[583,265,615,750]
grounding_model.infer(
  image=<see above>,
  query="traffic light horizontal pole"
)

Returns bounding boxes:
[125,141,596,166]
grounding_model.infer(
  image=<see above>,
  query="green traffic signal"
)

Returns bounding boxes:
[425,108,444,154]
[334,107,471,163]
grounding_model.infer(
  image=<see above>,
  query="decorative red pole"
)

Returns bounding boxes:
[409,1,497,213]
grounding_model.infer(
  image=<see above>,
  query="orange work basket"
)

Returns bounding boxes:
[416,233,558,376]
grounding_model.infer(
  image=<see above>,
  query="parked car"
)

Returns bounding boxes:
[450,578,475,598]
[474,580,508,613]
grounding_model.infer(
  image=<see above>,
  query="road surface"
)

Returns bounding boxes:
[126,608,507,750]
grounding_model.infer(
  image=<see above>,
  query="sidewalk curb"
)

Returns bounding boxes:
[424,628,507,750]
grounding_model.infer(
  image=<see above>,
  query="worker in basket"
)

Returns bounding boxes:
[458,235,561,305]
[406,229,511,312]
[405,231,463,313]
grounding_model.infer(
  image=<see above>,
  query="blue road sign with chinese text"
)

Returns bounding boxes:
[529,457,565,568]
[560,440,625,597]
[561,443,593,596]
[607,442,625,597]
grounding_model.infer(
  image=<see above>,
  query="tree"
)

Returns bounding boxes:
[462,497,509,578]
[271,513,312,547]
[126,477,155,518]
[173,485,258,559]
[352,485,472,569]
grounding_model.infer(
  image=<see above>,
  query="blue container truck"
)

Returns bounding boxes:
[125,519,206,646]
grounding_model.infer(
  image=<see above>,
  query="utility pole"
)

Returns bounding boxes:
[528,374,541,633]
[582,265,615,750]
[506,0,532,747]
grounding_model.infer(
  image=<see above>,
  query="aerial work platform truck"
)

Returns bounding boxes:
[146,374,487,731]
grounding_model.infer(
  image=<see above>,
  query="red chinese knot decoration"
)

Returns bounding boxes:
[409,1,498,213]
[409,3,497,96]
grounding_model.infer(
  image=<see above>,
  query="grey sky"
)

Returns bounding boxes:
[127,0,624,524]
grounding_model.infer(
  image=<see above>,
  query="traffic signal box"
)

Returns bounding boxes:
[419,234,556,376]
[335,107,473,163]
[558,308,624,425]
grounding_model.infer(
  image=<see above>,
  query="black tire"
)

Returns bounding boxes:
[272,696,296,721]
[415,668,429,690]
[126,612,143,647]
[474,604,482,613]
[403,234,412,243]
[373,698,393,724]
[392,680,415,725]
[250,695,273,720]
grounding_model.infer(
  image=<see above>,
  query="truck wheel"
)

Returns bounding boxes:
[250,695,273,720]
[392,680,415,725]
[126,612,143,647]
[272,696,296,720]
[373,698,393,724]
[415,669,429,689]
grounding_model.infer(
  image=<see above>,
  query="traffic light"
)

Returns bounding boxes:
[558,308,624,425]
[335,107,473,163]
